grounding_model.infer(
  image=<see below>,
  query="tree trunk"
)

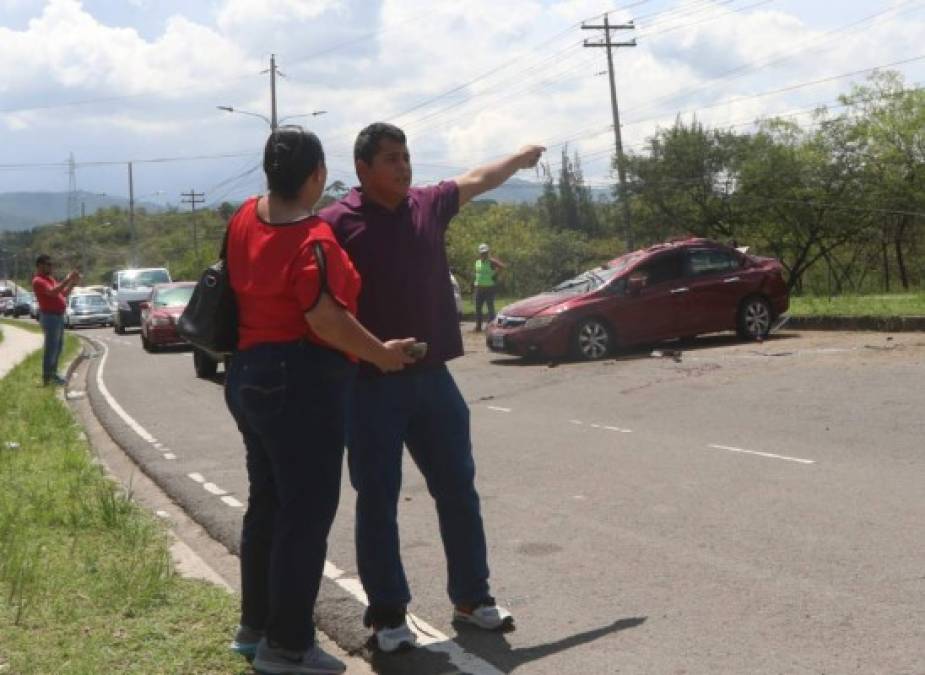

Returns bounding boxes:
[894,216,910,290]
[881,239,891,292]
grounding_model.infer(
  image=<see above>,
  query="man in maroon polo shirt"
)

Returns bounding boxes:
[320,123,543,652]
[32,253,80,385]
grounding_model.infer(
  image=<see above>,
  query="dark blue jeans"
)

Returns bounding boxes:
[225,340,355,651]
[39,312,64,383]
[347,365,490,608]
[474,287,496,331]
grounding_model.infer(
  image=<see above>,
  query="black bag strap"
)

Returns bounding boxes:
[312,241,328,293]
[219,224,231,261]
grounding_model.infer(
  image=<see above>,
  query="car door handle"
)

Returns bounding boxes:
[670,287,690,294]
[723,276,741,283]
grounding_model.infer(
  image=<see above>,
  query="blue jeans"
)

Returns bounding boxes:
[225,340,355,651]
[348,365,490,608]
[39,312,64,382]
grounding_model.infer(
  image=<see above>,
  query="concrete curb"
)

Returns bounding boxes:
[789,315,925,332]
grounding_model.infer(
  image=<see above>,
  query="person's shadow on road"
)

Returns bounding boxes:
[369,616,646,674]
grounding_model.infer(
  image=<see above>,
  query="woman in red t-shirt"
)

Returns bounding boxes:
[224,127,416,673]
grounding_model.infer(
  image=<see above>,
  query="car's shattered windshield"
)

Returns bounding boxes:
[549,254,640,293]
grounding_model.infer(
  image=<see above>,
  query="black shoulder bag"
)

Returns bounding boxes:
[177,226,238,354]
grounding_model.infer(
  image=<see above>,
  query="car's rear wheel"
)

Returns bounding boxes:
[572,318,612,360]
[193,348,218,378]
[737,296,772,340]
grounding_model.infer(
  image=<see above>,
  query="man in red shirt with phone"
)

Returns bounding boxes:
[32,254,80,386]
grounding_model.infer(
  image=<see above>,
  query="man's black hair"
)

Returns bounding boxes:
[36,254,51,266]
[354,122,407,165]
[263,125,325,200]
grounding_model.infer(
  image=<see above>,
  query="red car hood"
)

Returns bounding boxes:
[152,306,185,318]
[501,292,572,318]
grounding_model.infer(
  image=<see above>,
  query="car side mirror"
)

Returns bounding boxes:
[627,276,645,296]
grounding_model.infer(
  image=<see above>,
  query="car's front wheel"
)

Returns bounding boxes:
[737,296,772,340]
[572,318,612,360]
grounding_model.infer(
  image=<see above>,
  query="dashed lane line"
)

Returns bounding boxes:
[708,444,815,465]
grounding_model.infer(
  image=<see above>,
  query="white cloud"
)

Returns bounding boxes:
[1,0,923,197]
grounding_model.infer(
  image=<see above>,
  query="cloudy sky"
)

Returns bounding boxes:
[2,0,924,209]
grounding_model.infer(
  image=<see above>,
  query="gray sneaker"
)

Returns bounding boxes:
[229,624,264,659]
[252,638,346,674]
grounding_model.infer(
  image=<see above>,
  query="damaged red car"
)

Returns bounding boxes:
[486,238,789,361]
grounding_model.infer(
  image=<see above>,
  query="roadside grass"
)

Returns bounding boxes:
[461,295,517,318]
[0,339,247,674]
[462,292,925,319]
[790,292,925,317]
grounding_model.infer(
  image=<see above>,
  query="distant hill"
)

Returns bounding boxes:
[0,191,165,231]
[479,177,613,204]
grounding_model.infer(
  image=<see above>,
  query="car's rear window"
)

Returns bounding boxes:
[687,248,741,276]
[154,286,194,307]
[71,295,108,309]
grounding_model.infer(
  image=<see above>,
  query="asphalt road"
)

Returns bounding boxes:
[75,324,925,674]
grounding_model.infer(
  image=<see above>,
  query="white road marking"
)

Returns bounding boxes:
[154,443,163,450]
[326,571,505,675]
[203,482,227,496]
[94,340,158,444]
[603,425,632,433]
[486,405,511,413]
[163,453,176,460]
[708,444,815,465]
[93,337,501,673]
[570,419,583,425]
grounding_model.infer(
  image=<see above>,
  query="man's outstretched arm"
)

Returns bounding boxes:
[454,145,546,207]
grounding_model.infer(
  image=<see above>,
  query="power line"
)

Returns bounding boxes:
[622,0,925,120]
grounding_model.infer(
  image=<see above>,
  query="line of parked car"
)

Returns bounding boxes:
[16,237,788,377]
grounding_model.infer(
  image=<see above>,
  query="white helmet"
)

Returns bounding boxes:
[477,243,490,254]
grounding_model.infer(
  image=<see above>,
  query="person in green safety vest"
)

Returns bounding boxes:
[473,243,506,332]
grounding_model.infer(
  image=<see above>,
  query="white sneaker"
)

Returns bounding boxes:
[373,622,418,653]
[453,598,515,631]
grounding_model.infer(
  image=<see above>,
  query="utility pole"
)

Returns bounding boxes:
[583,14,636,251]
[128,161,136,267]
[181,189,206,267]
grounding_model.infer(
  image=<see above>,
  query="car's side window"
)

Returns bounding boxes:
[686,248,741,277]
[634,252,683,287]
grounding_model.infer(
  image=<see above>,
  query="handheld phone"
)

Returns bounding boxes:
[406,342,428,359]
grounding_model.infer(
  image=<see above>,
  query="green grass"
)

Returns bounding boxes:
[0,339,247,674]
[790,292,925,317]
[461,295,518,318]
[463,292,925,319]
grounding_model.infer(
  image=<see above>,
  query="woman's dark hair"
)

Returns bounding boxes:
[263,126,325,200]
[354,122,406,165]
[36,254,51,266]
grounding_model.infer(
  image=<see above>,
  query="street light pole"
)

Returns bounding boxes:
[270,53,278,131]
[127,161,136,267]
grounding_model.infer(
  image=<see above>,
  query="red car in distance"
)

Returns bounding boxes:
[486,238,789,361]
[140,282,196,352]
